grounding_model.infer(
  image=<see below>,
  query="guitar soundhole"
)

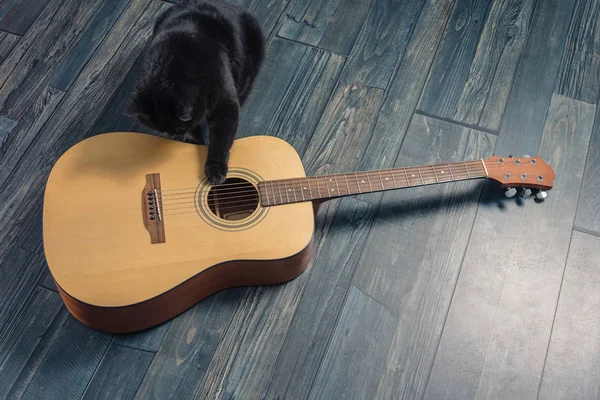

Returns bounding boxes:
[207,178,259,221]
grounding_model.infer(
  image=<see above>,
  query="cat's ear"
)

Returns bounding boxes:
[176,104,194,122]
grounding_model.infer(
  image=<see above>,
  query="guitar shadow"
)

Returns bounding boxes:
[319,180,533,227]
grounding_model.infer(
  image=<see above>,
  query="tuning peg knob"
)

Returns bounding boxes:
[505,187,517,198]
[523,154,531,158]
[536,190,548,200]
[519,188,533,197]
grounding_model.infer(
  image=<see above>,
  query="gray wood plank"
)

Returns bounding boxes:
[418,0,493,124]
[0,287,67,400]
[0,115,17,150]
[318,0,374,55]
[278,0,341,46]
[454,0,537,131]
[40,271,58,292]
[0,0,102,120]
[0,0,51,36]
[333,0,427,89]
[0,0,19,22]
[265,197,378,400]
[196,85,385,400]
[22,316,112,400]
[308,286,397,400]
[538,231,600,400]
[113,322,170,353]
[425,94,596,399]
[0,86,64,189]
[575,106,600,236]
[494,0,578,156]
[245,0,293,43]
[81,345,154,400]
[0,0,168,257]
[279,0,373,55]
[555,0,600,105]
[239,37,345,154]
[0,248,48,345]
[134,289,242,400]
[358,0,456,171]
[0,31,19,65]
[352,114,495,399]
[50,0,131,91]
[87,51,146,138]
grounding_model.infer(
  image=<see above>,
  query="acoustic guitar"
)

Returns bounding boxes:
[43,133,555,333]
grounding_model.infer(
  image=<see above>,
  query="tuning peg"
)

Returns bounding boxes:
[508,154,513,158]
[535,190,548,200]
[505,187,517,198]
[519,188,533,197]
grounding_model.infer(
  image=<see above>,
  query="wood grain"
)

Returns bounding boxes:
[0,0,51,35]
[0,287,67,400]
[21,317,112,400]
[318,0,374,55]
[0,115,17,151]
[0,0,101,120]
[134,289,242,399]
[575,106,600,236]
[359,0,456,171]
[0,86,64,188]
[239,37,345,153]
[418,0,493,124]
[352,114,495,399]
[0,248,48,345]
[555,0,600,105]
[308,286,396,400]
[81,345,154,400]
[0,31,19,65]
[50,0,131,91]
[425,94,595,399]
[455,0,537,130]
[278,0,342,47]
[112,321,170,352]
[493,0,578,157]
[538,231,600,400]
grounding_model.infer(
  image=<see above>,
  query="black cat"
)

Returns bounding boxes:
[125,0,264,184]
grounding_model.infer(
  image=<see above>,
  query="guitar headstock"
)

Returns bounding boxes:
[484,155,555,200]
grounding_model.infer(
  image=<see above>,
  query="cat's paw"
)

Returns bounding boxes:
[204,161,228,185]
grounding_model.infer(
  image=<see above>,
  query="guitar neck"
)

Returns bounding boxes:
[258,160,488,206]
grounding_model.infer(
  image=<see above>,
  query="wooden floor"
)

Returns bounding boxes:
[0,0,599,398]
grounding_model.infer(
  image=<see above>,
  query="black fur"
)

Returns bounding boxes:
[125,0,264,184]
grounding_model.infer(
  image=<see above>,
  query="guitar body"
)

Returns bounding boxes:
[43,133,314,333]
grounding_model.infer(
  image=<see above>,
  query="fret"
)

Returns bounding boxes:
[367,173,373,191]
[291,179,298,202]
[377,171,385,190]
[333,176,340,195]
[403,168,411,187]
[298,178,305,201]
[464,162,472,178]
[431,165,439,183]
[283,179,290,203]
[264,182,270,205]
[417,166,425,185]
[390,169,398,188]
[354,172,362,193]
[447,163,455,180]
[344,174,351,195]
[276,180,283,204]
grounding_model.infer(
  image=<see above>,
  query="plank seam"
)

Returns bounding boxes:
[111,342,157,354]
[572,226,600,238]
[79,335,115,399]
[274,35,350,58]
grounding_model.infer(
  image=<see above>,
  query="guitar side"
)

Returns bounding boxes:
[43,133,314,333]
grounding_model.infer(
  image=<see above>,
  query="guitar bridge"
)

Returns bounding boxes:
[143,173,166,244]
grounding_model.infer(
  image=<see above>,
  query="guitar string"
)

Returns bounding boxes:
[159,164,487,205]
[160,171,487,212]
[159,161,487,194]
[160,169,487,208]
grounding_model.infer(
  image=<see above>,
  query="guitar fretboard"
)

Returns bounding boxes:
[258,160,488,206]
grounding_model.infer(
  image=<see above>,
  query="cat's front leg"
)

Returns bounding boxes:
[205,100,240,185]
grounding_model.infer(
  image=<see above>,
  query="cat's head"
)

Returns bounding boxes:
[125,81,201,138]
